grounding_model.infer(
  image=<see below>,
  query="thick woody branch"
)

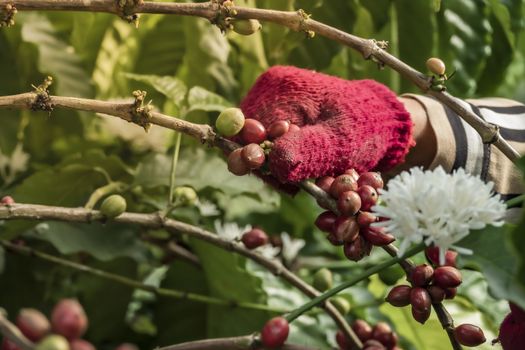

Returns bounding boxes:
[157,335,318,350]
[0,204,361,348]
[0,313,34,350]
[6,0,520,162]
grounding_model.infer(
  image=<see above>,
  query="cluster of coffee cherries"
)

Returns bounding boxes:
[336,320,402,350]
[2,299,137,350]
[314,170,391,261]
[214,107,300,176]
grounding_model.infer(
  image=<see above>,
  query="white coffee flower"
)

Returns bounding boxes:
[197,200,220,217]
[214,220,251,241]
[372,167,506,263]
[280,232,305,264]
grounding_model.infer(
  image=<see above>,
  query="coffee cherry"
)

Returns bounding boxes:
[343,236,371,262]
[115,343,139,350]
[427,285,446,303]
[372,322,395,348]
[241,144,266,169]
[410,264,434,287]
[357,172,384,190]
[425,246,457,267]
[1,196,14,205]
[227,148,249,176]
[267,120,290,140]
[16,308,51,342]
[313,268,333,292]
[240,118,266,144]
[498,313,525,350]
[454,324,486,347]
[426,57,446,76]
[173,186,198,206]
[215,108,245,136]
[241,228,268,249]
[361,227,395,246]
[35,335,69,350]
[51,299,88,340]
[326,232,342,246]
[378,265,405,286]
[330,175,358,199]
[344,169,360,181]
[386,285,411,307]
[352,320,372,342]
[70,339,95,350]
[411,306,431,324]
[330,297,351,315]
[444,287,457,299]
[314,211,337,233]
[260,317,289,348]
[335,330,349,350]
[410,287,432,312]
[434,266,462,288]
[100,195,127,219]
[315,176,335,193]
[356,185,378,211]
[232,19,261,35]
[1,339,21,350]
[362,339,386,350]
[288,124,300,133]
[509,302,525,322]
[357,212,377,227]
[333,216,360,243]
[337,191,361,216]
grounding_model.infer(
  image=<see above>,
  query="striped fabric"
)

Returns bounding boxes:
[402,94,525,203]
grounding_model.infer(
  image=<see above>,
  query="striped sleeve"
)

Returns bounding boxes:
[401,94,525,202]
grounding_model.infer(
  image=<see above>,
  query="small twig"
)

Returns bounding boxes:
[0,203,360,348]
[166,241,201,268]
[0,240,286,313]
[0,313,34,350]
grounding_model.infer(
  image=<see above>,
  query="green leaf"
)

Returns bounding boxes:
[187,86,233,112]
[457,224,525,310]
[124,73,188,108]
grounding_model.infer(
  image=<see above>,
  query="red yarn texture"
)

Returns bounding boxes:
[240,66,415,183]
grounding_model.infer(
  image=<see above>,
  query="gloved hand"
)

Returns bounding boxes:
[240,66,415,183]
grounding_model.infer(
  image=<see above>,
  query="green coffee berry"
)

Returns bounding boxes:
[173,186,198,206]
[35,335,69,350]
[216,108,245,137]
[330,296,351,315]
[232,19,262,36]
[378,265,405,286]
[313,268,333,292]
[100,194,127,218]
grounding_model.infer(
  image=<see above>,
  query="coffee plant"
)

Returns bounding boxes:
[1,1,525,349]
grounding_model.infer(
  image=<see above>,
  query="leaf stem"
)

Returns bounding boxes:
[505,193,525,207]
[285,243,426,322]
[84,181,128,209]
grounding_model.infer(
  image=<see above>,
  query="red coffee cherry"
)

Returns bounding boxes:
[444,287,457,300]
[498,312,525,350]
[16,308,51,342]
[1,196,14,205]
[425,246,457,267]
[411,305,431,324]
[51,299,88,340]
[361,227,395,246]
[372,322,395,348]
[362,339,386,349]
[454,324,486,347]
[267,120,290,140]
[357,172,384,190]
[241,143,266,169]
[227,149,249,176]
[386,285,412,307]
[343,236,371,262]
[240,118,267,144]
[315,211,337,233]
[241,228,268,249]
[326,232,343,246]
[260,317,289,348]
[335,330,349,350]
[357,212,377,227]
[337,191,362,216]
[315,176,335,193]
[333,216,360,243]
[427,285,446,303]
[351,320,372,342]
[356,185,378,211]
[1,339,21,350]
[288,124,301,133]
[509,302,525,322]
[344,168,360,181]
[410,264,434,287]
[410,287,432,313]
[330,175,358,199]
[70,339,95,350]
[434,266,462,288]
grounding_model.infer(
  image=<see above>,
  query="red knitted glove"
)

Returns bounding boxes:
[240,66,415,183]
